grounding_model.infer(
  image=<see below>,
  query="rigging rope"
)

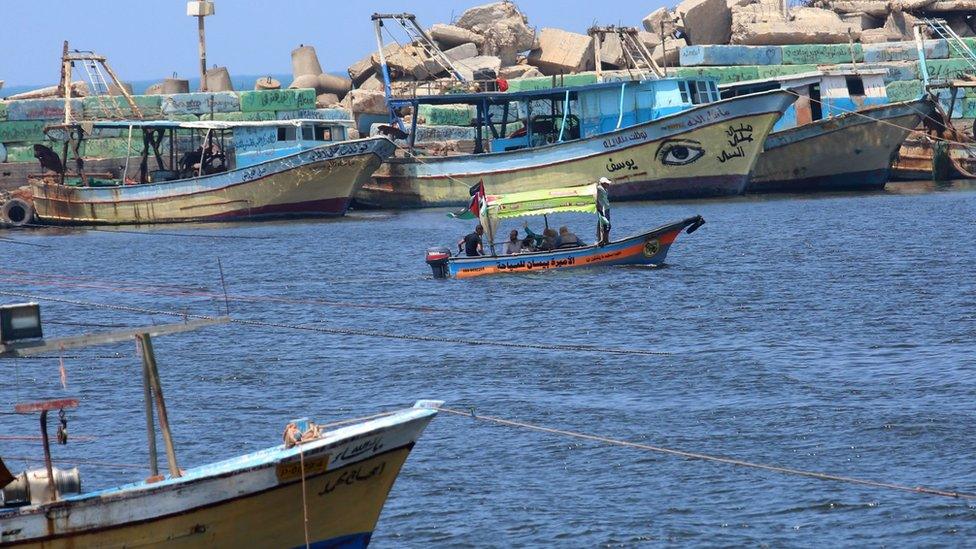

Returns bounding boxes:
[0,291,674,357]
[439,407,976,500]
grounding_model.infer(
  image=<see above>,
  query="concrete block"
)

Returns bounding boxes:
[275,108,353,121]
[204,67,234,92]
[430,24,485,48]
[160,92,240,116]
[782,44,863,65]
[206,111,276,121]
[839,12,883,33]
[455,56,503,81]
[598,33,627,69]
[653,37,687,67]
[318,74,352,98]
[316,93,341,108]
[675,65,760,83]
[863,40,948,63]
[504,73,598,93]
[0,101,7,121]
[239,89,299,112]
[348,52,377,87]
[527,28,594,75]
[677,0,732,45]
[291,45,323,78]
[498,65,544,79]
[343,89,388,115]
[0,120,49,143]
[82,95,162,119]
[642,7,677,35]
[5,98,84,121]
[290,74,320,91]
[925,58,976,81]
[445,43,479,62]
[756,64,818,79]
[885,79,924,102]
[680,44,783,66]
[418,104,476,126]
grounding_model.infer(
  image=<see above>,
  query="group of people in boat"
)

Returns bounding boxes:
[458,223,584,257]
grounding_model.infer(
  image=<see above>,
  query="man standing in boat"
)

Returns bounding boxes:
[458,225,485,257]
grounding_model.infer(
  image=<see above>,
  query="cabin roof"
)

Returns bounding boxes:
[389,76,711,106]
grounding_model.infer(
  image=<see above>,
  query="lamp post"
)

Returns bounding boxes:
[187,1,215,91]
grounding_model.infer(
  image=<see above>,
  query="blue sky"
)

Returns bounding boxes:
[1,1,669,87]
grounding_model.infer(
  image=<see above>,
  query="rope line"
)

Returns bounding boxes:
[439,407,976,500]
[0,291,674,357]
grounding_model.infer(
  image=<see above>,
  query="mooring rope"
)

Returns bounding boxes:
[439,406,976,500]
[0,291,674,357]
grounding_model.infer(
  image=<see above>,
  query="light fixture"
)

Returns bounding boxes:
[0,303,43,343]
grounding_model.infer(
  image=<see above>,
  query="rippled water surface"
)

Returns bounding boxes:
[1,182,975,546]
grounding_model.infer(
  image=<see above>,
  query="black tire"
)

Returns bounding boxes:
[1,198,34,227]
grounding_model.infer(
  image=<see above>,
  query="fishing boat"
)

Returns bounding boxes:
[25,119,395,225]
[425,181,704,279]
[356,15,795,208]
[721,69,935,192]
[0,305,439,547]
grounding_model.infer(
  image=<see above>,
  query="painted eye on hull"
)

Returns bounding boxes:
[656,140,705,166]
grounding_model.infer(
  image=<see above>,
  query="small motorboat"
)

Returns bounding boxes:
[425,181,705,279]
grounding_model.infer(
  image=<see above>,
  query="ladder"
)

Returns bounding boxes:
[589,26,664,82]
[371,13,466,86]
[920,18,976,84]
[58,41,144,123]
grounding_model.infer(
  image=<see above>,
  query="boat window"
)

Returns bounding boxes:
[691,80,711,104]
[277,126,297,141]
[678,81,691,103]
[845,76,865,96]
[302,125,315,141]
[708,81,721,102]
[314,125,333,141]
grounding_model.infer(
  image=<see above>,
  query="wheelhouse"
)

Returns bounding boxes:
[720,69,888,132]
[38,119,351,187]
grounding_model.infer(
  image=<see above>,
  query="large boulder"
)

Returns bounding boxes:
[372,44,440,81]
[527,28,595,75]
[342,89,388,115]
[825,1,892,16]
[642,7,678,35]
[676,0,732,45]
[597,33,627,69]
[455,2,536,66]
[430,24,485,48]
[731,1,854,45]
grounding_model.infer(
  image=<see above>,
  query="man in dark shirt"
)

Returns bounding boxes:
[458,224,485,256]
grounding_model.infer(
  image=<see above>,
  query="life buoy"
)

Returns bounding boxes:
[1,198,34,227]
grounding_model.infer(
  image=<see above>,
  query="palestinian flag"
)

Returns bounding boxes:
[448,180,485,219]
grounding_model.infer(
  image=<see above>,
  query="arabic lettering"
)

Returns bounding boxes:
[605,157,640,173]
[318,461,386,496]
[337,437,384,462]
[685,106,732,128]
[716,147,745,163]
[602,129,648,150]
[725,124,754,147]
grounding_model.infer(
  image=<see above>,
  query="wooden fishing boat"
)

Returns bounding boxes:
[723,70,934,192]
[425,182,704,279]
[26,119,395,225]
[0,308,439,547]
[359,87,795,208]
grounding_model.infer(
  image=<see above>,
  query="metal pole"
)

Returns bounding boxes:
[39,411,57,501]
[198,15,208,92]
[137,334,181,477]
[139,339,159,478]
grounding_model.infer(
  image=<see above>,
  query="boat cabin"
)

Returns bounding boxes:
[38,119,351,187]
[719,69,889,132]
[388,77,722,154]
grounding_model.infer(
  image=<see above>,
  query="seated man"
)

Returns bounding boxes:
[503,229,521,255]
[555,226,584,248]
[457,224,485,257]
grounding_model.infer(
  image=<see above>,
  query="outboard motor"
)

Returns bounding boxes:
[425,247,452,279]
